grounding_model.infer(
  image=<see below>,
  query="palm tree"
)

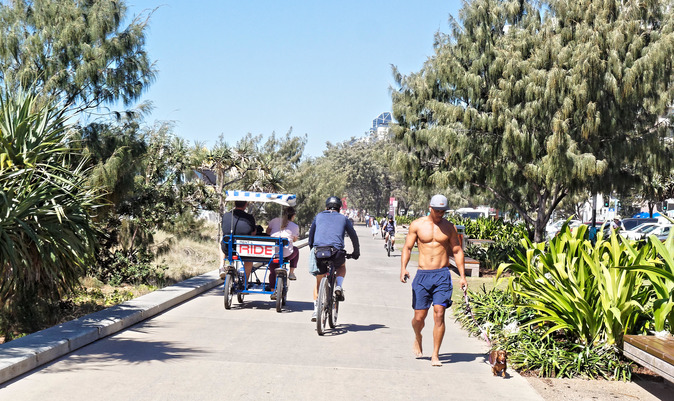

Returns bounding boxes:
[0,89,101,339]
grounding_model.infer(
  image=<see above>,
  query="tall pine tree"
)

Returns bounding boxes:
[392,0,674,241]
[0,0,156,113]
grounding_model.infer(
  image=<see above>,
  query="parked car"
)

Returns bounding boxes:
[649,224,671,238]
[623,223,665,240]
[621,218,659,231]
[656,226,673,242]
[546,219,581,239]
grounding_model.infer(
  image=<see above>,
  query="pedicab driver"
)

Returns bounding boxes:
[400,194,467,366]
[219,201,256,281]
[308,196,360,322]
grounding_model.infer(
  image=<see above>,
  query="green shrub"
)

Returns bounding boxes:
[499,225,653,346]
[464,242,524,271]
[503,327,632,380]
[447,215,528,243]
[395,215,413,225]
[454,285,632,379]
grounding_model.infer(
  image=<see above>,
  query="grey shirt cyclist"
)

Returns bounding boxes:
[308,196,360,321]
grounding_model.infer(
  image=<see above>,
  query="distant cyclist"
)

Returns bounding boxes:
[308,196,360,321]
[383,214,396,250]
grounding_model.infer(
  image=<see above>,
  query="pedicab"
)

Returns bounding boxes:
[221,190,296,312]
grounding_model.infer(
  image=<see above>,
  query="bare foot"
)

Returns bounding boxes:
[431,358,442,367]
[413,335,423,358]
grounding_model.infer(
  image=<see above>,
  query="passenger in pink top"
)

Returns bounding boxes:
[267,207,300,289]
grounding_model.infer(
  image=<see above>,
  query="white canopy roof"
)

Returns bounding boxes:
[225,190,297,207]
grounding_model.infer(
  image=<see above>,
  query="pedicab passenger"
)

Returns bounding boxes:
[219,201,256,281]
[267,207,300,295]
[256,225,269,236]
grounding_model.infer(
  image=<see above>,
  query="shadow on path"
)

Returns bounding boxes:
[17,337,208,378]
[203,287,314,313]
[317,323,388,337]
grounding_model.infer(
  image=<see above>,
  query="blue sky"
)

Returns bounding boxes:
[124,1,461,157]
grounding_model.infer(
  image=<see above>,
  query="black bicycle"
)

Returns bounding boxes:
[385,233,394,257]
[316,253,353,335]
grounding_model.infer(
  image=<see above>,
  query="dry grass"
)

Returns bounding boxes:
[153,223,221,283]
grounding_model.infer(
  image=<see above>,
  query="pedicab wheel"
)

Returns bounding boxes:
[223,274,234,309]
[316,277,329,336]
[237,292,245,304]
[275,277,284,312]
[281,278,287,306]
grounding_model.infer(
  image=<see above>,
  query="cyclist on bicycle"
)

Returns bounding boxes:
[383,214,396,250]
[308,196,360,321]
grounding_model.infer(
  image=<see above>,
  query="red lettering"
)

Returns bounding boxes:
[240,244,250,254]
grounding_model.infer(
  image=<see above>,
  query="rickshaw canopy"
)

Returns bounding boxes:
[225,190,297,207]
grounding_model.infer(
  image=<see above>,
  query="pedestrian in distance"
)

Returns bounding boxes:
[371,218,379,239]
[400,194,467,366]
[610,217,623,232]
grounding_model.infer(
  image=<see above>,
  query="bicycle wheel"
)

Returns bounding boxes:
[329,285,339,328]
[387,239,391,257]
[223,274,234,309]
[316,277,329,336]
[275,276,284,313]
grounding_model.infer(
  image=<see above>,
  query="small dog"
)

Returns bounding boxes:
[489,349,508,377]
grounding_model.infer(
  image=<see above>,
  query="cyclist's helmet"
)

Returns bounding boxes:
[388,214,394,220]
[325,196,341,211]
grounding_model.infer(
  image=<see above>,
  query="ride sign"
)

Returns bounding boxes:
[236,240,277,258]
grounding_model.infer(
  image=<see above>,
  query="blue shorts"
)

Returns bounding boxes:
[412,267,453,310]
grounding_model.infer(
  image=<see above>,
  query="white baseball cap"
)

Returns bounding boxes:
[429,194,449,210]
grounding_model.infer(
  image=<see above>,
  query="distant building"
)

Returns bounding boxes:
[370,112,392,139]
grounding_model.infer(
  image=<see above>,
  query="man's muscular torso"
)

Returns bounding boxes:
[412,216,457,270]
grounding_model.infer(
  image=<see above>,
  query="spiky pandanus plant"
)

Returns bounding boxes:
[0,89,101,339]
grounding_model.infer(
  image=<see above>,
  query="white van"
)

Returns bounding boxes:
[455,207,489,220]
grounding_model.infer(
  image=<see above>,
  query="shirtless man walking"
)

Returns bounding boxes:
[400,194,467,366]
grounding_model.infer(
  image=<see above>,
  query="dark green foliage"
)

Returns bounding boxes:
[465,242,524,271]
[447,215,528,244]
[392,0,674,242]
[395,215,413,226]
[165,211,210,241]
[0,0,156,112]
[82,122,201,286]
[503,327,632,380]
[0,89,102,340]
[454,285,633,379]
[104,249,167,287]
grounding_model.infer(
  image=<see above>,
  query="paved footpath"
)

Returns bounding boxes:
[0,225,542,400]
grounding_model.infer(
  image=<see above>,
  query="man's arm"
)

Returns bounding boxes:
[400,221,418,282]
[345,219,360,257]
[449,224,468,290]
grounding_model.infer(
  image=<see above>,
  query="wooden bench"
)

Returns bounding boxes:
[449,256,480,277]
[623,334,674,384]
